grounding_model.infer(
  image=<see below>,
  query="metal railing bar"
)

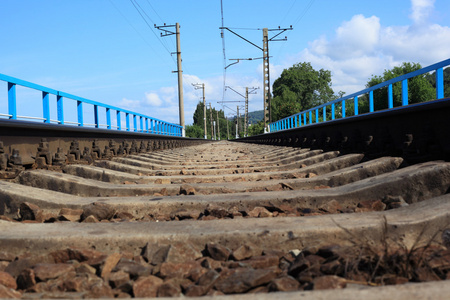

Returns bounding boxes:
[17,115,46,121]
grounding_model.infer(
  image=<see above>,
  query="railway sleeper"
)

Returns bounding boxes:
[64,153,365,184]
[16,156,401,197]
[0,193,449,256]
[131,149,313,170]
[111,149,322,173]
[4,161,449,218]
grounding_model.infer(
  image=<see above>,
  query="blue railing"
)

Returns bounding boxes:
[269,58,449,132]
[0,73,182,136]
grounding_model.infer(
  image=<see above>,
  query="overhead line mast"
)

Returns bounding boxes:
[219,26,293,130]
[155,23,185,136]
[224,86,258,137]
[192,83,207,139]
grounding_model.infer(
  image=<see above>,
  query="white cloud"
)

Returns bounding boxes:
[278,0,450,95]
[410,0,435,24]
[118,98,141,109]
[326,15,380,60]
[116,0,450,125]
[144,92,162,107]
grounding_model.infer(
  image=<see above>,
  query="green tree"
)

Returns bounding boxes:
[364,62,435,111]
[271,62,335,121]
[191,101,233,140]
[248,120,264,136]
[425,67,450,98]
[185,124,204,138]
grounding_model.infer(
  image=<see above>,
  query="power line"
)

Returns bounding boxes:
[226,27,261,31]
[108,0,170,65]
[128,0,175,62]
[292,0,315,27]
[279,0,298,26]
[143,0,176,50]
[275,0,315,58]
[144,0,164,23]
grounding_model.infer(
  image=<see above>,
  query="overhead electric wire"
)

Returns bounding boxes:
[129,0,176,64]
[226,27,261,30]
[144,0,164,23]
[279,0,298,26]
[293,0,315,26]
[142,0,176,50]
[108,0,168,65]
[275,0,315,58]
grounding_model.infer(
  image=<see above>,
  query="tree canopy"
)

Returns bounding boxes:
[271,62,335,121]
[188,101,233,140]
[366,62,435,111]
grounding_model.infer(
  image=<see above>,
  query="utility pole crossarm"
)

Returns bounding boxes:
[154,24,177,37]
[225,86,245,98]
[268,26,293,41]
[225,57,264,69]
[219,27,263,51]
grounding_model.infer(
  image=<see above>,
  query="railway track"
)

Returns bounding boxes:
[0,101,450,299]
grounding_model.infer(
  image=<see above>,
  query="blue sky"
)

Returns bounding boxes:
[1,0,450,126]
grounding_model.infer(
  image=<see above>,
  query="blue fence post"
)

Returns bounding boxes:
[57,95,64,124]
[309,111,312,124]
[150,119,153,133]
[369,91,374,112]
[126,113,130,131]
[354,96,358,116]
[402,79,408,106]
[117,111,121,130]
[94,105,99,128]
[331,103,335,120]
[140,116,143,132]
[42,92,50,123]
[342,100,346,118]
[77,101,83,126]
[388,84,393,108]
[323,106,326,122]
[106,108,111,129]
[145,118,149,133]
[315,108,319,123]
[7,82,17,120]
[133,115,137,132]
[436,67,444,99]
